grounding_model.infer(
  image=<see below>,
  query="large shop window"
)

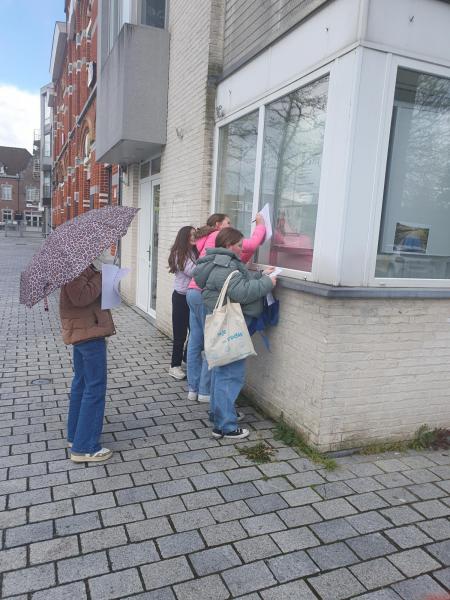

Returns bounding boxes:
[216,110,259,236]
[376,68,450,279]
[258,76,329,271]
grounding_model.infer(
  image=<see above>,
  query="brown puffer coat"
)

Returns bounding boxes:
[59,266,116,345]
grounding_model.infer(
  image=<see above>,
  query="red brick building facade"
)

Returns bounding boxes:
[51,0,118,227]
[0,147,38,224]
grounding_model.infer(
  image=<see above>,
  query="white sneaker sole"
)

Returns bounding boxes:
[169,371,186,381]
[70,450,113,463]
[197,395,210,403]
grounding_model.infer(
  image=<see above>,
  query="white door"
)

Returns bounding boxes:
[136,178,160,315]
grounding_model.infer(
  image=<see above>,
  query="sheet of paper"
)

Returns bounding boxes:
[258,203,273,242]
[270,267,283,278]
[266,292,275,306]
[101,264,130,310]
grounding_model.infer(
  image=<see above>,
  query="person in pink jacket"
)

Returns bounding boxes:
[186,212,266,403]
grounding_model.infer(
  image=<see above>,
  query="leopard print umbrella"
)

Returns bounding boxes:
[20,205,139,309]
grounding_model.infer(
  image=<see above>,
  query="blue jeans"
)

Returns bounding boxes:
[68,338,107,453]
[210,358,246,434]
[186,289,211,396]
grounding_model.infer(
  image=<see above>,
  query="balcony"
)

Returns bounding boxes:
[96,23,169,164]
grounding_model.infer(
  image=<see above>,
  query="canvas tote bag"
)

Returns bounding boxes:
[204,270,256,369]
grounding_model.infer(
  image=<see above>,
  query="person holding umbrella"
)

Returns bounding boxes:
[20,205,139,464]
[61,249,116,462]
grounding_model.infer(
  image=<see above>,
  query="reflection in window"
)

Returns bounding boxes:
[258,76,329,272]
[141,0,165,28]
[216,111,259,236]
[376,69,450,279]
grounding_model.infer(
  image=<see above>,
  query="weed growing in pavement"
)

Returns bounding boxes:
[360,424,450,455]
[237,442,275,464]
[274,418,337,471]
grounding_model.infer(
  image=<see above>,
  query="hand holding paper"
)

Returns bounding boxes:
[254,203,273,242]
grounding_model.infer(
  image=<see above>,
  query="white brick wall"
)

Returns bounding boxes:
[245,287,450,451]
[120,165,139,305]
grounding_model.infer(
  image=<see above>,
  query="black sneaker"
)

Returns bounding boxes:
[223,428,249,440]
[212,429,223,438]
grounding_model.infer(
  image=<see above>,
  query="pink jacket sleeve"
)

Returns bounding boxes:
[241,223,266,264]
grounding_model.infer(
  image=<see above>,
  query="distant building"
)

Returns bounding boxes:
[0,145,42,228]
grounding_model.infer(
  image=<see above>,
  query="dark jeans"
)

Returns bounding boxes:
[171,291,190,367]
[68,338,107,453]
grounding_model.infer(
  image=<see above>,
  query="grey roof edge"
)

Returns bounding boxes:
[279,277,450,299]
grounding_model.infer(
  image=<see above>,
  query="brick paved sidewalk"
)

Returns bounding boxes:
[0,236,449,600]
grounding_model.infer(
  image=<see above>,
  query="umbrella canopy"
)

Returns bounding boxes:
[20,205,139,308]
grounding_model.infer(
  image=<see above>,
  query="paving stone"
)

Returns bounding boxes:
[234,534,281,562]
[308,568,365,599]
[267,550,320,582]
[271,526,320,553]
[240,513,286,536]
[74,491,116,513]
[375,472,413,488]
[173,574,230,600]
[80,526,128,552]
[181,489,225,510]
[313,498,357,520]
[88,568,143,599]
[127,517,173,541]
[433,567,450,590]
[286,471,326,488]
[55,511,102,535]
[381,505,424,526]
[384,525,433,549]
[392,574,449,599]
[227,466,263,484]
[2,563,55,596]
[314,481,355,499]
[219,482,260,502]
[5,520,53,547]
[101,503,145,526]
[310,517,358,543]
[141,556,194,589]
[426,539,450,566]
[30,535,79,564]
[254,476,293,495]
[222,561,277,596]
[53,481,94,500]
[376,459,409,473]
[245,493,288,514]
[277,505,323,528]
[308,541,359,570]
[0,546,27,572]
[403,468,441,484]
[201,520,247,546]
[347,463,385,477]
[346,477,385,494]
[350,557,404,589]
[347,532,397,560]
[115,484,157,505]
[353,590,402,599]
[109,541,159,570]
[190,472,230,490]
[412,499,450,518]
[347,491,389,512]
[281,487,322,506]
[143,496,186,518]
[189,545,242,576]
[388,547,441,577]
[170,508,215,532]
[157,530,205,558]
[31,582,88,600]
[407,482,446,500]
[377,487,419,506]
[417,517,450,541]
[0,507,27,529]
[58,551,110,583]
[8,487,52,508]
[260,580,318,600]
[122,588,175,600]
[154,478,194,498]
[207,500,252,524]
[346,510,392,534]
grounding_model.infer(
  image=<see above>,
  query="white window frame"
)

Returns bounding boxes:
[211,62,333,282]
[1,185,13,201]
[368,55,450,288]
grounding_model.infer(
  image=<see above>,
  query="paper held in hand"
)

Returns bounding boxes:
[258,203,273,242]
[101,264,130,310]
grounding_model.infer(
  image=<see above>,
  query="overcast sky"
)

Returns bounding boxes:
[0,0,65,152]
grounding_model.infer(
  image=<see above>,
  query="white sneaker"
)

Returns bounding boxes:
[70,448,113,463]
[198,394,210,403]
[181,362,187,372]
[169,366,186,380]
[212,428,249,440]
[187,391,198,401]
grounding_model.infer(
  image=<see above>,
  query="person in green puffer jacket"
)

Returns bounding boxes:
[193,227,277,440]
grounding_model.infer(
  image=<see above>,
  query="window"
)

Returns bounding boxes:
[2,208,13,222]
[44,134,51,157]
[376,68,450,279]
[108,0,120,52]
[141,0,165,28]
[258,76,329,272]
[216,111,259,235]
[1,185,12,201]
[26,187,39,204]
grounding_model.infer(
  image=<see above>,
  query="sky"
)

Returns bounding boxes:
[0,0,65,152]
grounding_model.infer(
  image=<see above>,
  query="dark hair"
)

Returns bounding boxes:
[195,213,228,240]
[215,227,243,249]
[168,226,198,274]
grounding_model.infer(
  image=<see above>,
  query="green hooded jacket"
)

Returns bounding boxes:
[193,248,274,317]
